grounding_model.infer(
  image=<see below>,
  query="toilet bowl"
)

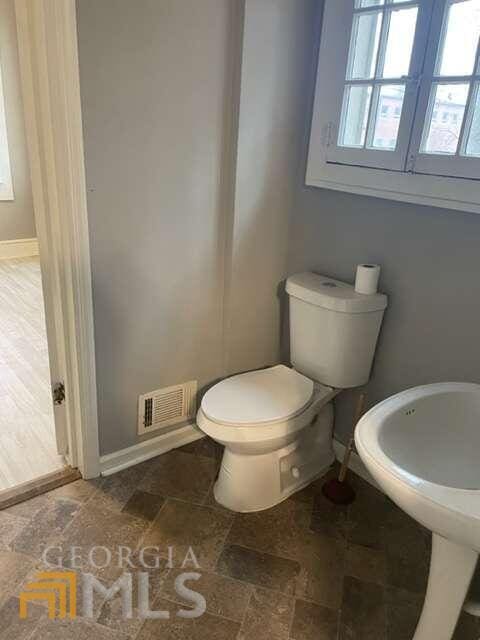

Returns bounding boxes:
[197,365,339,512]
[197,271,388,513]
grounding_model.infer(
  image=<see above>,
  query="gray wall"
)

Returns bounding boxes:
[289,189,480,443]
[77,0,234,454]
[78,0,475,454]
[0,0,35,241]
[224,0,317,374]
[77,0,316,455]
[288,1,480,441]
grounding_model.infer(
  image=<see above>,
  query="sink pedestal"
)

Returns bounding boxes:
[414,534,478,640]
[464,564,480,616]
[355,383,480,640]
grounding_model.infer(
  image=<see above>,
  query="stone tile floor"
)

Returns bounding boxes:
[0,437,478,639]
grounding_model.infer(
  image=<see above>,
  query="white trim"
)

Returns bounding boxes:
[333,438,381,492]
[15,0,100,478]
[100,428,380,492]
[0,237,38,258]
[99,430,381,494]
[305,174,480,215]
[100,423,204,477]
[0,43,13,202]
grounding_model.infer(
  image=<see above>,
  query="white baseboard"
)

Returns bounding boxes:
[99,423,204,476]
[0,237,39,259]
[333,438,381,491]
[99,425,381,494]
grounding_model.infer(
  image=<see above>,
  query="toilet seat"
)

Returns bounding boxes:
[201,365,314,426]
[196,366,339,513]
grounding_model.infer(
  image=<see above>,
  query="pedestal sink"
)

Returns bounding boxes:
[355,383,480,640]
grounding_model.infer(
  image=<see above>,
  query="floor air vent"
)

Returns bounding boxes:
[138,380,197,435]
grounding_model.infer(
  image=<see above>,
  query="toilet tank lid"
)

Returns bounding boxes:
[286,272,388,313]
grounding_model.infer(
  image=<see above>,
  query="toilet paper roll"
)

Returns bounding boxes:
[355,264,380,295]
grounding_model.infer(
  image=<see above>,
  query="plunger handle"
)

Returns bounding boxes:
[338,393,366,483]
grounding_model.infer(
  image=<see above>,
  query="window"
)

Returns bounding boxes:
[307,0,480,214]
[0,61,12,201]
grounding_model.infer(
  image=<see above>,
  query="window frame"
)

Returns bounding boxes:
[410,0,480,179]
[325,0,432,172]
[306,0,480,215]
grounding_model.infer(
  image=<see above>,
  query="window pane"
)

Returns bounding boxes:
[382,7,418,78]
[421,84,469,154]
[368,84,405,150]
[338,85,373,147]
[347,11,383,79]
[437,0,480,77]
[355,0,384,7]
[464,84,480,156]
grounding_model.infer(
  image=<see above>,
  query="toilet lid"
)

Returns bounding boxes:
[201,365,314,426]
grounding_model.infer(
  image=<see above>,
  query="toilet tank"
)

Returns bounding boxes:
[286,272,388,388]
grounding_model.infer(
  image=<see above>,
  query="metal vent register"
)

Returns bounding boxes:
[138,381,197,435]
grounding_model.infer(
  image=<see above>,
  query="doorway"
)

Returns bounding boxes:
[0,0,68,493]
[0,0,101,505]
[0,255,65,490]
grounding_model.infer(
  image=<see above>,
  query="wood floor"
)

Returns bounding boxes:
[0,257,65,491]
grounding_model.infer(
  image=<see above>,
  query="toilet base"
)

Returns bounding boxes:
[213,403,334,512]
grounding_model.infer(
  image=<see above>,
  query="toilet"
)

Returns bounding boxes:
[197,271,388,512]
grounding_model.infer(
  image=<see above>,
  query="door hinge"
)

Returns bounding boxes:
[52,382,66,405]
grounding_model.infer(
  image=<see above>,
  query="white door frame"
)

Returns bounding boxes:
[15,0,100,478]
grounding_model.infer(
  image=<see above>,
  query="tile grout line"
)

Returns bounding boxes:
[3,447,431,640]
[285,591,297,640]
[235,583,254,640]
[133,495,170,557]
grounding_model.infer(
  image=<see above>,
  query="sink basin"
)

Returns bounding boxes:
[356,382,480,549]
[355,383,480,640]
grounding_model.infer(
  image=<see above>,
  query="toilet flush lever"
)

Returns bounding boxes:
[291,467,301,479]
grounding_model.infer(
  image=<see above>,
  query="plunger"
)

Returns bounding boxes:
[322,393,366,505]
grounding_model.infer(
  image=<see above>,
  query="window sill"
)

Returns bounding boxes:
[305,162,480,215]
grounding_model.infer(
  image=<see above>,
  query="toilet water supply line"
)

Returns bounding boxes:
[339,393,366,483]
[321,393,366,505]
